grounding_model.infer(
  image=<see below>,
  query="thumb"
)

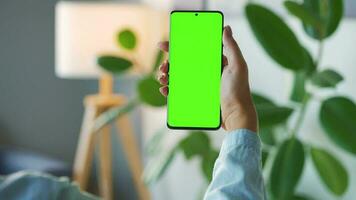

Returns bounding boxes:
[223,26,244,66]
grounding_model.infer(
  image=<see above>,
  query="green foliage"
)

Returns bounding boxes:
[138,76,167,107]
[261,151,269,167]
[252,93,292,146]
[259,128,276,146]
[252,93,293,128]
[201,149,219,182]
[271,138,305,199]
[143,147,177,185]
[97,55,132,74]
[302,0,344,40]
[290,72,307,102]
[244,1,351,199]
[179,131,210,159]
[252,93,274,104]
[117,29,137,50]
[94,99,138,132]
[284,1,320,28]
[311,147,348,195]
[145,130,219,184]
[145,127,166,156]
[245,4,307,71]
[291,194,314,200]
[302,48,317,75]
[320,96,356,154]
[311,69,343,88]
[179,131,219,181]
[98,29,168,108]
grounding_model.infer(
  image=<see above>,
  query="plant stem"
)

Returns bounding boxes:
[315,40,324,67]
[291,94,309,137]
[94,98,139,132]
[291,41,324,137]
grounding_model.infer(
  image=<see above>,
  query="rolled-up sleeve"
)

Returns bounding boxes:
[204,129,266,200]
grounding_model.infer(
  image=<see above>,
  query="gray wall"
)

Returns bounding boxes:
[0,0,140,199]
[0,0,94,162]
[345,0,356,17]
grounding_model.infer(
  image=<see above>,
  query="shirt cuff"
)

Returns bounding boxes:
[220,129,261,154]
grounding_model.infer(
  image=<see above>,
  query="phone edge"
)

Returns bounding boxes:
[166,10,224,131]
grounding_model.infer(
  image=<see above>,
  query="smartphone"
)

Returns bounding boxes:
[167,11,223,130]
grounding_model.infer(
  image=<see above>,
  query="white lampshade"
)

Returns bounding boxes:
[55,2,169,79]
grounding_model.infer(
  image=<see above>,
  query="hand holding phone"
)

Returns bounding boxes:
[159,13,257,132]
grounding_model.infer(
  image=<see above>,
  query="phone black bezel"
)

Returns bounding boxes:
[167,10,224,130]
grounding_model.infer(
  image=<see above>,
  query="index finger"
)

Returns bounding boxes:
[158,41,169,52]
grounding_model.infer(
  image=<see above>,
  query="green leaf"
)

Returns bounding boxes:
[246,4,306,71]
[137,75,166,107]
[303,47,317,75]
[271,138,305,199]
[320,96,356,154]
[262,151,269,168]
[260,128,276,145]
[117,29,136,50]
[97,55,132,74]
[152,50,164,74]
[311,69,343,88]
[252,93,274,105]
[258,104,293,128]
[143,148,176,185]
[290,72,307,102]
[311,147,348,195]
[179,131,210,159]
[145,127,167,156]
[302,0,344,39]
[284,1,321,27]
[94,99,138,132]
[252,93,294,128]
[201,149,219,182]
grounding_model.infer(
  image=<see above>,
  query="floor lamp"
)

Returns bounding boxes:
[55,2,168,200]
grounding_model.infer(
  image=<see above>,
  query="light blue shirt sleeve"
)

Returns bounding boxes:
[204,129,266,200]
[0,171,99,200]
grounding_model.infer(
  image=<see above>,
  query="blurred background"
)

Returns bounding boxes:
[0,0,356,200]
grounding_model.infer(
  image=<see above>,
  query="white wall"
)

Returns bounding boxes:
[141,16,356,200]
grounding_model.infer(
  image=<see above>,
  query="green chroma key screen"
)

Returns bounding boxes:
[168,11,223,129]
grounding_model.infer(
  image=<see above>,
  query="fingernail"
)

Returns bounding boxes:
[159,87,167,95]
[159,74,165,81]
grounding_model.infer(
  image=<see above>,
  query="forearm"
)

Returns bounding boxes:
[204,129,266,200]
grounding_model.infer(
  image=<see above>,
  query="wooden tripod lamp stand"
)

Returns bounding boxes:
[73,74,149,200]
[55,2,168,199]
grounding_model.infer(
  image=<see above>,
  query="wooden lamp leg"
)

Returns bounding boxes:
[116,114,151,200]
[98,123,113,200]
[73,104,97,190]
[73,74,151,199]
